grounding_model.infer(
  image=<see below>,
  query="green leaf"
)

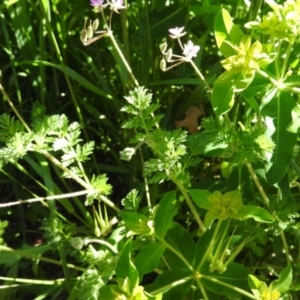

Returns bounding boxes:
[234,206,275,223]
[134,243,166,279]
[154,190,176,238]
[212,72,236,115]
[248,274,268,297]
[121,212,153,235]
[272,264,292,294]
[164,222,195,267]
[189,189,212,210]
[287,103,300,133]
[214,9,244,57]
[261,91,297,184]
[18,60,116,101]
[116,240,139,291]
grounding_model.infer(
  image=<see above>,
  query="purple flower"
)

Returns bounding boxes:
[90,0,105,7]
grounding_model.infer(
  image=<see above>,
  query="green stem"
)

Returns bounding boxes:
[196,220,222,272]
[281,42,293,78]
[84,238,118,254]
[256,69,278,87]
[175,179,206,234]
[39,149,121,212]
[195,279,209,300]
[0,276,66,285]
[155,234,193,272]
[203,275,255,299]
[0,190,92,208]
[149,276,192,295]
[280,231,291,264]
[0,83,31,132]
[246,163,269,207]
[0,246,85,272]
[189,60,212,93]
[107,30,139,87]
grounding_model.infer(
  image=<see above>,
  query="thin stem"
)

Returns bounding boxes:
[0,246,85,272]
[246,163,270,208]
[196,220,222,272]
[256,69,278,87]
[0,83,31,132]
[155,234,193,272]
[281,43,293,78]
[0,190,92,208]
[84,238,118,254]
[189,60,212,93]
[195,279,209,300]
[39,149,120,212]
[0,276,66,285]
[149,276,192,295]
[138,149,152,210]
[107,30,139,87]
[203,275,255,299]
[175,179,206,234]
[280,231,291,264]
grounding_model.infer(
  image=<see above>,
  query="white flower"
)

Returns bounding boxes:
[183,40,200,59]
[168,26,186,39]
[109,0,125,13]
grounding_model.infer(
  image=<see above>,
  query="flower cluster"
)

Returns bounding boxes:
[160,26,200,71]
[80,0,126,46]
[245,0,300,44]
[90,0,125,13]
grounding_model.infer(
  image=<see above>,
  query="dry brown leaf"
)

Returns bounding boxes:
[175,105,205,133]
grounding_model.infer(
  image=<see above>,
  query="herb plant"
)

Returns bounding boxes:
[0,0,300,299]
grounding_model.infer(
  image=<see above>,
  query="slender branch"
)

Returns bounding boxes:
[148,276,192,295]
[0,83,31,132]
[280,231,291,264]
[203,275,255,299]
[175,179,206,234]
[107,30,139,87]
[189,60,212,93]
[246,163,270,208]
[0,246,85,272]
[0,190,92,208]
[154,234,193,272]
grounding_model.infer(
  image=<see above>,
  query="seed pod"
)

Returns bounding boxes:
[92,18,99,31]
[166,48,173,62]
[160,58,166,71]
[87,21,94,39]
[94,225,101,237]
[80,29,88,43]
[159,42,167,54]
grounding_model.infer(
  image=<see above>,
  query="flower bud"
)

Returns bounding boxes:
[92,18,100,31]
[80,29,88,43]
[94,225,101,237]
[159,42,167,53]
[70,237,85,250]
[160,58,166,71]
[166,48,173,62]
